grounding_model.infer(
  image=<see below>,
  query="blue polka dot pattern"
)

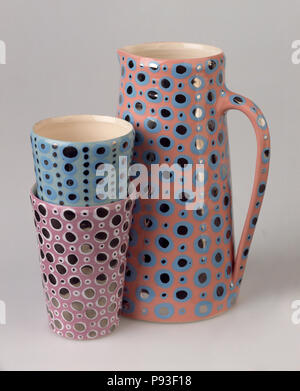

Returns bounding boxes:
[117,44,270,322]
[30,116,135,206]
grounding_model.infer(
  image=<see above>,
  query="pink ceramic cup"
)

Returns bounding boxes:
[30,185,134,340]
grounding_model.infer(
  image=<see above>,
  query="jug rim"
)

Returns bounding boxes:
[32,114,134,143]
[118,41,223,62]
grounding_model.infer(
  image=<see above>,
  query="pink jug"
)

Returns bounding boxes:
[117,42,270,322]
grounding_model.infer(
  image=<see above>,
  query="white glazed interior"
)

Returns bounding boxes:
[33,115,133,142]
[120,42,223,60]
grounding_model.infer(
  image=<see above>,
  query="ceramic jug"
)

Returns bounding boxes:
[117,42,270,322]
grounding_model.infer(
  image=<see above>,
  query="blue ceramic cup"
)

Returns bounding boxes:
[31,115,135,206]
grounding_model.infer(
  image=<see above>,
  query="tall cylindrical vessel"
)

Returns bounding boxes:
[117,42,270,322]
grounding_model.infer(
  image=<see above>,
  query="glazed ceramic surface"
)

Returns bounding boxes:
[31,115,135,206]
[117,42,271,322]
[30,185,134,340]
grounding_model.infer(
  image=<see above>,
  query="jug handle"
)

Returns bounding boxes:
[216,91,270,286]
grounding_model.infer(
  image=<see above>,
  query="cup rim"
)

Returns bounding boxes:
[32,114,134,144]
[30,184,135,210]
[118,41,224,62]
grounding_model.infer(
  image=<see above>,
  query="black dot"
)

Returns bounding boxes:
[38,205,47,216]
[159,137,171,148]
[160,273,170,284]
[177,157,188,168]
[56,265,67,275]
[70,277,80,286]
[176,290,188,300]
[68,194,76,201]
[243,248,249,257]
[112,215,122,226]
[178,258,187,267]
[34,211,41,222]
[215,252,222,263]
[159,203,170,213]
[259,184,266,194]
[158,237,169,248]
[127,85,133,94]
[54,243,65,254]
[65,232,76,242]
[175,124,187,135]
[96,207,109,218]
[137,73,145,82]
[233,96,244,104]
[97,147,106,154]
[46,253,54,263]
[50,218,62,230]
[96,253,108,262]
[216,286,224,297]
[177,225,188,236]
[161,108,171,118]
[198,273,207,284]
[175,94,186,104]
[79,220,92,231]
[64,163,73,172]
[147,90,158,100]
[198,238,206,249]
[95,231,108,241]
[135,102,143,111]
[208,60,217,70]
[110,238,120,248]
[207,120,216,132]
[176,65,187,74]
[224,195,229,206]
[96,274,107,283]
[125,200,133,211]
[161,78,171,89]
[147,119,157,130]
[207,91,215,102]
[59,288,69,297]
[252,217,258,226]
[42,228,50,239]
[63,146,78,158]
[149,63,158,71]
[63,210,76,221]
[146,152,156,162]
[110,259,118,268]
[48,274,57,285]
